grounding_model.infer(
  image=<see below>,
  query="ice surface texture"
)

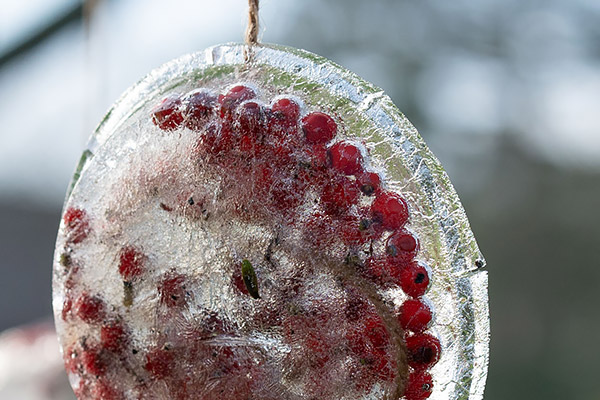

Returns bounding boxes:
[53,43,489,399]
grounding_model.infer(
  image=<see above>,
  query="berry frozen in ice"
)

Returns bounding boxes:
[371,191,409,230]
[53,43,488,400]
[302,112,337,144]
[152,94,184,131]
[329,140,364,175]
[399,298,432,333]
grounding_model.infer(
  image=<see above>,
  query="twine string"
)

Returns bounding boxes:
[245,0,259,45]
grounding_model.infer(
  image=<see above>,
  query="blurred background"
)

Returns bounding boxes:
[1,0,599,399]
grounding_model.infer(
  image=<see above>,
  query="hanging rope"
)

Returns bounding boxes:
[245,0,259,45]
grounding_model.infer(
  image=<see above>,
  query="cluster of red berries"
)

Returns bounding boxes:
[151,84,440,399]
[57,82,440,399]
[61,206,260,399]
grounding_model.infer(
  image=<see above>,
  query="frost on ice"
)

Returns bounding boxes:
[53,44,488,400]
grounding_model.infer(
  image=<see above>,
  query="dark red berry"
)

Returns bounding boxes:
[252,163,275,195]
[344,289,367,322]
[145,347,174,378]
[358,171,381,196]
[386,229,419,262]
[346,309,396,394]
[363,314,389,351]
[339,213,372,246]
[220,85,256,119]
[75,293,105,324]
[320,176,360,215]
[159,272,187,307]
[302,112,337,144]
[101,321,128,353]
[269,179,305,213]
[269,140,296,167]
[406,334,441,370]
[271,97,300,128]
[63,207,90,244]
[236,101,267,138]
[371,192,409,230]
[399,299,432,333]
[182,89,217,130]
[198,121,232,155]
[82,346,106,376]
[304,212,337,248]
[152,94,184,131]
[405,371,433,400]
[329,141,364,175]
[397,261,430,298]
[305,332,331,369]
[118,246,145,280]
[239,134,258,153]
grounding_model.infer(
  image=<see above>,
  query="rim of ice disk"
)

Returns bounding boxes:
[64,42,489,399]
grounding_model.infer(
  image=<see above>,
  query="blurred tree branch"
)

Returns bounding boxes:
[0,1,84,69]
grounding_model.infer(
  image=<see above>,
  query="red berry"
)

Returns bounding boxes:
[320,176,359,215]
[346,310,397,394]
[305,333,331,369]
[358,171,381,196]
[406,334,441,370]
[198,122,232,155]
[236,101,267,138]
[82,346,106,376]
[75,293,105,324]
[397,261,430,298]
[304,212,337,248]
[363,314,389,351]
[255,164,308,213]
[371,192,409,230]
[405,371,434,400]
[344,289,367,322]
[152,94,184,131]
[118,246,145,281]
[269,180,306,213]
[62,296,73,320]
[302,112,337,144]
[220,85,256,119]
[361,256,392,285]
[370,352,396,382]
[239,134,258,153]
[145,347,174,379]
[63,345,79,373]
[339,214,372,246]
[309,144,329,171]
[386,229,419,262]
[63,207,91,244]
[399,299,432,333]
[329,141,364,175]
[159,272,187,307]
[231,269,250,296]
[339,220,366,247]
[270,98,300,128]
[100,321,128,353]
[93,380,121,400]
[268,140,296,167]
[252,163,275,195]
[182,89,217,130]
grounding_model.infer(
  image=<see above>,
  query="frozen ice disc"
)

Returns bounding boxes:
[53,43,488,400]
